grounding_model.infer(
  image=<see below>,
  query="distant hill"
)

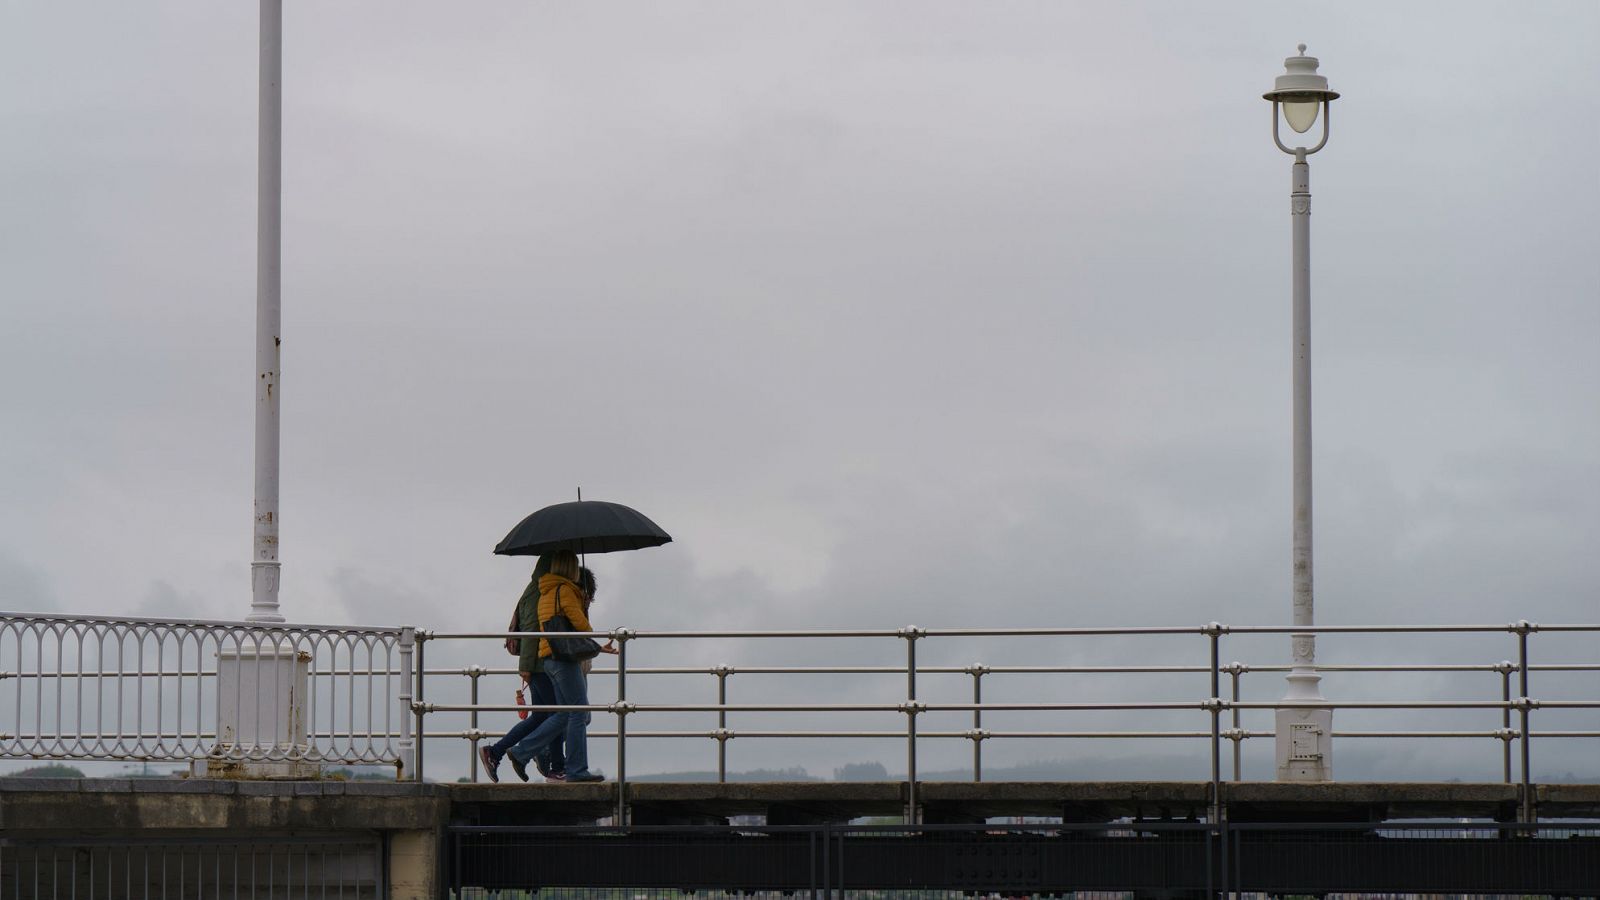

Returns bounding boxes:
[629,766,821,783]
[13,764,86,778]
[323,767,399,782]
[1538,771,1600,784]
[835,762,889,781]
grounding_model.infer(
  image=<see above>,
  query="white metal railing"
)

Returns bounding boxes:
[415,621,1600,823]
[4,613,1597,825]
[432,660,1600,785]
[0,612,414,771]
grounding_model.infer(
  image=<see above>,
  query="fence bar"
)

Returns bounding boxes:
[417,697,1575,714]
[1229,664,1242,781]
[903,627,921,824]
[413,632,426,783]
[33,659,1600,679]
[615,633,629,825]
[1227,699,1522,709]
[397,626,415,779]
[971,666,984,782]
[1207,624,1221,823]
[196,659,1589,678]
[716,666,729,783]
[1501,662,1513,784]
[467,666,481,781]
[1517,622,1533,822]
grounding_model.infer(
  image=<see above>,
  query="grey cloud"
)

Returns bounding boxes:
[134,579,212,620]
[0,551,58,613]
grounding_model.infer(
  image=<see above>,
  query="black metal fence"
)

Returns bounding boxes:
[449,821,1600,898]
[0,835,383,900]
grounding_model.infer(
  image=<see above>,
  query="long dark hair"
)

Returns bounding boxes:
[578,567,598,611]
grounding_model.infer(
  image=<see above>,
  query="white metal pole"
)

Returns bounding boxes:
[250,0,283,624]
[1291,151,1314,665]
[1276,146,1332,781]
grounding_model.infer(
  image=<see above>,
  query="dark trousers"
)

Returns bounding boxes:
[507,658,592,778]
[490,670,565,773]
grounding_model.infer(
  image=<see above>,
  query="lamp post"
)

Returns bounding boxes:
[1266,45,1338,782]
[207,0,313,779]
[250,0,284,625]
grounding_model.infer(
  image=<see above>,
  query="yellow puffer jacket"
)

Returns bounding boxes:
[536,573,593,659]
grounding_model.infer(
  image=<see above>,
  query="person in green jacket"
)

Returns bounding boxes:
[505,551,612,783]
[480,556,565,782]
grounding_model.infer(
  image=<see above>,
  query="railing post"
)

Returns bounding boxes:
[413,631,427,783]
[1514,621,1536,823]
[613,628,634,826]
[467,666,482,782]
[713,665,732,783]
[452,826,463,899]
[396,627,416,781]
[1228,662,1244,781]
[899,626,924,825]
[1497,660,1514,784]
[819,822,831,900]
[1204,623,1224,824]
[969,664,988,782]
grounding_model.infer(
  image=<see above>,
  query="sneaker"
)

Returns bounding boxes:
[478,747,501,784]
[544,772,567,783]
[566,772,605,783]
[508,753,530,783]
[533,754,553,779]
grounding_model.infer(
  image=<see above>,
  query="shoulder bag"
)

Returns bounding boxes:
[541,585,603,662]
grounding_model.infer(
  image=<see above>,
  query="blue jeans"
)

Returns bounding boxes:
[490,671,565,774]
[507,658,591,778]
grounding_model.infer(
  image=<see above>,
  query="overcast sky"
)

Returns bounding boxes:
[3,1,1596,783]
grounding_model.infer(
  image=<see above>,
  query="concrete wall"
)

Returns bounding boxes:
[0,779,446,899]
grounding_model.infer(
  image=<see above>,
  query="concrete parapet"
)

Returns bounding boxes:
[8,778,1600,830]
[0,778,448,833]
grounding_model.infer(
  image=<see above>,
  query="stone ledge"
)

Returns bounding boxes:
[129,779,227,793]
[3,779,1596,831]
[0,777,81,791]
[0,781,449,833]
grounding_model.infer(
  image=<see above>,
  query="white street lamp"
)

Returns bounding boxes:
[207,0,314,780]
[1266,45,1338,782]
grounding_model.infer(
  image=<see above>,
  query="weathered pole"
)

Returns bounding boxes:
[250,0,283,624]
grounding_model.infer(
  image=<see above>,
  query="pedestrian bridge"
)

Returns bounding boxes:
[4,778,1600,897]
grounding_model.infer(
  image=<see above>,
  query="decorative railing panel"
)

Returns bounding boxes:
[0,613,413,770]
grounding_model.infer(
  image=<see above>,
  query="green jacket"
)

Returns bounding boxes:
[514,579,544,674]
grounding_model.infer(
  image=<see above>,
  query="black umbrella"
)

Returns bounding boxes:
[493,500,672,557]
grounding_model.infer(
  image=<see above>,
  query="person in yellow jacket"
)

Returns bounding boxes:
[505,550,615,783]
[479,555,567,783]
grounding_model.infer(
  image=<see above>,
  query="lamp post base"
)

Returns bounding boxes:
[206,643,318,779]
[1275,670,1333,782]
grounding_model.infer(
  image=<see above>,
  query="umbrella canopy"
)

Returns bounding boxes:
[493,500,672,557]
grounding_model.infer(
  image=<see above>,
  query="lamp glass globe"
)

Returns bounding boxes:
[1283,100,1319,134]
